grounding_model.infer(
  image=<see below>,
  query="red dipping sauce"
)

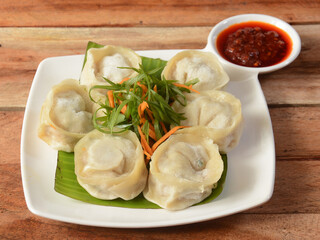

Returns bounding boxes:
[217,21,293,67]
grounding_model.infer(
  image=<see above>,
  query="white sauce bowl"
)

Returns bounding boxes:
[205,14,301,80]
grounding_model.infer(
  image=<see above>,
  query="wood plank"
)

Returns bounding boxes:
[1,110,320,216]
[260,23,320,105]
[1,161,319,237]
[270,107,320,159]
[1,106,320,166]
[1,0,319,237]
[0,214,316,239]
[247,160,320,214]
[0,27,209,108]
[0,111,23,164]
[0,0,320,27]
[1,159,318,217]
[1,109,319,238]
[0,179,319,240]
[0,25,319,108]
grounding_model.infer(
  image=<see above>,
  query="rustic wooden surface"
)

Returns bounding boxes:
[1,1,320,239]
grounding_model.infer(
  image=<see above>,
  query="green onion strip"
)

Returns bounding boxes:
[89,62,198,142]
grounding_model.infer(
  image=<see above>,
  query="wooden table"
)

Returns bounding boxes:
[1,1,319,239]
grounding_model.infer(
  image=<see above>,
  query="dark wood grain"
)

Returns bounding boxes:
[0,212,319,239]
[260,24,320,105]
[248,160,320,214]
[1,25,320,108]
[1,107,320,164]
[0,111,23,164]
[0,0,320,27]
[270,107,320,159]
[0,160,319,239]
[1,0,320,238]
[1,110,319,216]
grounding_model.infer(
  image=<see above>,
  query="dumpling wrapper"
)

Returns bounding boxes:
[162,50,229,91]
[88,89,108,118]
[74,129,148,201]
[143,133,223,211]
[80,45,141,90]
[171,90,243,153]
[38,79,94,152]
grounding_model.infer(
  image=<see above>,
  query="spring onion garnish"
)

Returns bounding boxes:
[90,63,199,162]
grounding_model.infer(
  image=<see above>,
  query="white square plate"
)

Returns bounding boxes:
[21,49,275,228]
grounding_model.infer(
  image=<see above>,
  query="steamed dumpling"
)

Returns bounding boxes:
[171,90,243,153]
[162,50,229,91]
[143,133,223,210]
[74,129,148,200]
[89,89,108,118]
[38,79,94,152]
[80,45,141,90]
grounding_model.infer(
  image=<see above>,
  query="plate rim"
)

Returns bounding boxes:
[20,50,275,228]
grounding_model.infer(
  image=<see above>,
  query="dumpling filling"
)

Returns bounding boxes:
[171,90,243,153]
[38,79,94,152]
[74,129,148,201]
[98,53,133,83]
[158,142,209,182]
[51,90,93,133]
[143,133,223,210]
[83,136,135,176]
[80,45,141,90]
[179,95,233,129]
[162,50,229,91]
[173,57,216,85]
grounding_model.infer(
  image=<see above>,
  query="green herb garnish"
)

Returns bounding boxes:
[90,63,198,146]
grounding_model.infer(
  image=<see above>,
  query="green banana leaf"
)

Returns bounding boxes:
[55,151,159,208]
[54,41,227,209]
[55,151,227,209]
[81,41,104,70]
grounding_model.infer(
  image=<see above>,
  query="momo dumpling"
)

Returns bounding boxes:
[38,79,94,152]
[143,133,223,211]
[88,88,108,118]
[171,90,243,153]
[80,45,141,90]
[74,129,148,200]
[162,50,229,91]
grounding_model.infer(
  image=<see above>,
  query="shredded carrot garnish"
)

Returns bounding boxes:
[151,126,189,152]
[139,115,156,140]
[138,126,153,156]
[173,83,200,94]
[119,77,130,84]
[145,108,155,124]
[138,101,149,123]
[140,101,149,113]
[149,123,155,132]
[144,151,152,164]
[144,150,151,159]
[118,100,127,114]
[148,127,157,141]
[107,90,115,108]
[159,121,167,133]
[140,118,147,125]
[137,82,148,93]
[91,63,199,166]
[120,105,127,114]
